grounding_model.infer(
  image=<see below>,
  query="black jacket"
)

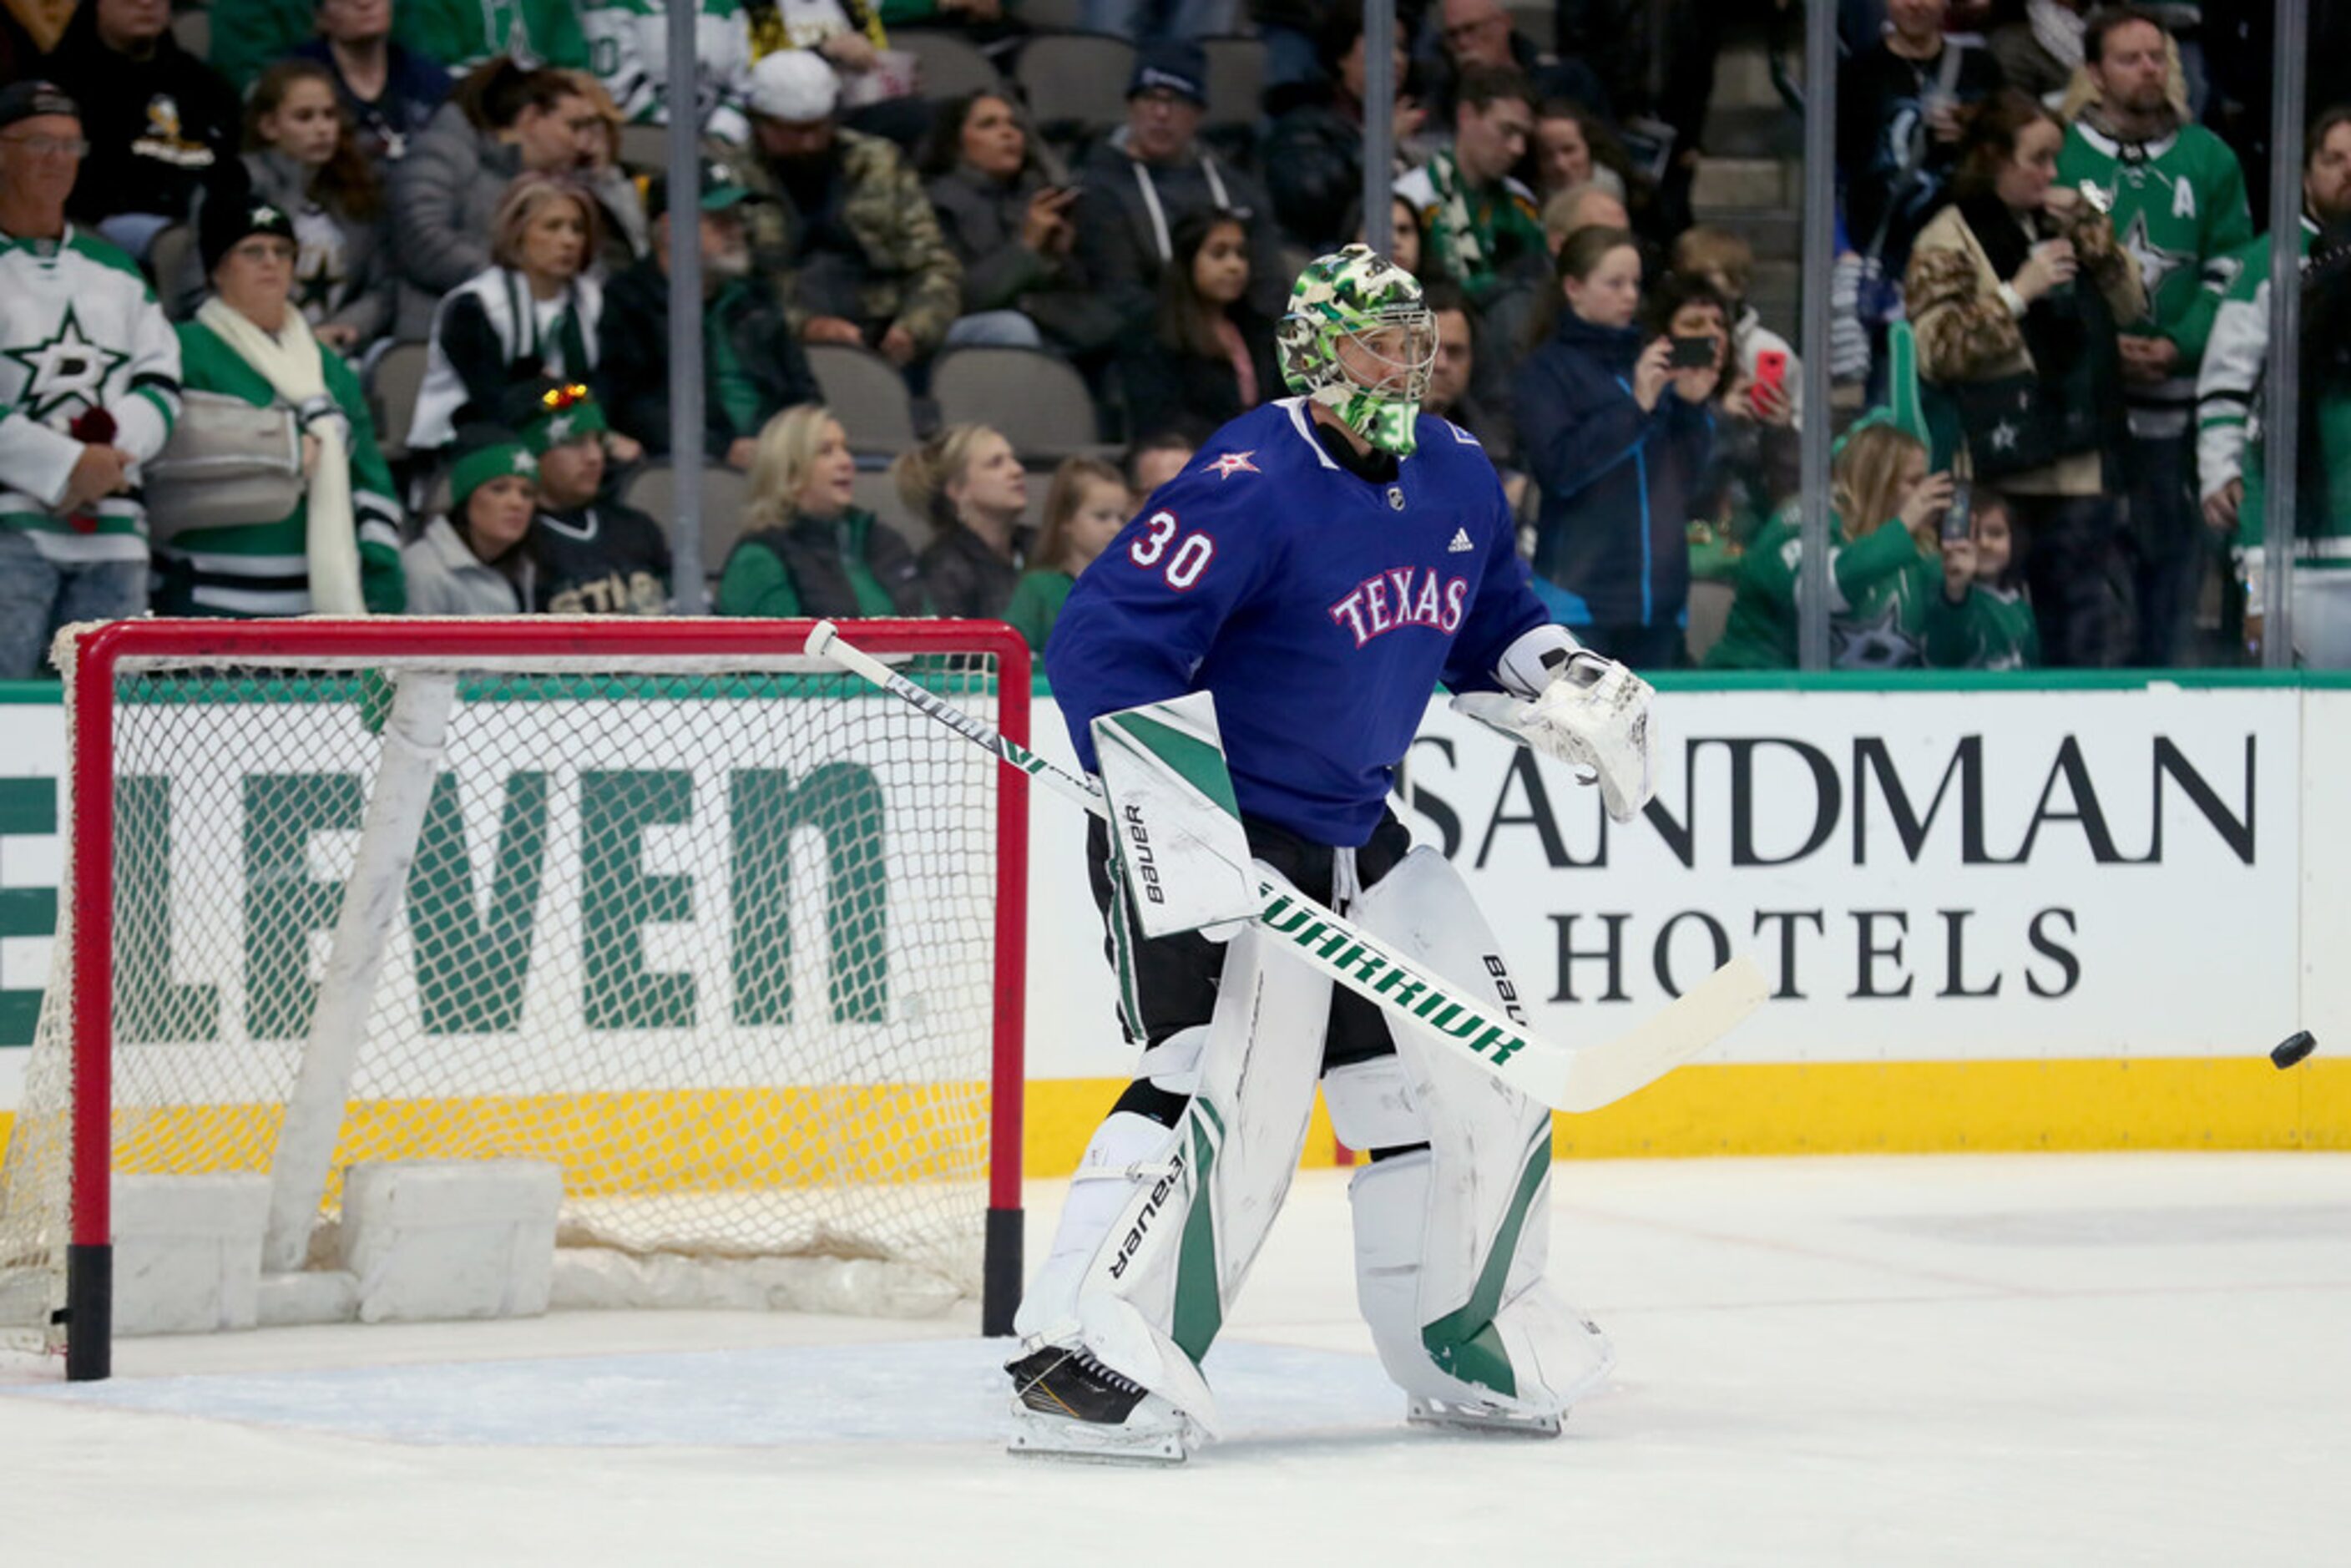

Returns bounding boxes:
[1262,94,1364,253]
[924,163,1120,353]
[1073,130,1290,337]
[600,256,819,460]
[49,7,239,230]
[1118,312,1282,443]
[920,521,1034,620]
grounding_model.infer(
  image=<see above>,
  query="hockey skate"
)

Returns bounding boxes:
[1405,1395,1565,1439]
[1005,1346,1201,1465]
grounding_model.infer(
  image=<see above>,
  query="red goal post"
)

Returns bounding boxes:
[0,617,1028,1380]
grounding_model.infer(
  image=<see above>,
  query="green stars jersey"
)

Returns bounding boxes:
[2057,116,2252,437]
[0,228,182,564]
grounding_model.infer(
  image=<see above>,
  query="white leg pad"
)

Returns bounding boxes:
[1346,847,1615,1419]
[1011,894,1336,1434]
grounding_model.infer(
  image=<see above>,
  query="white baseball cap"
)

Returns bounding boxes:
[749,51,840,124]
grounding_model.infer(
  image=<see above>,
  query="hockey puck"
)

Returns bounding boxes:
[2271,1031,2318,1070]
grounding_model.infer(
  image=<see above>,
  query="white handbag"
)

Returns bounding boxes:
[144,390,306,544]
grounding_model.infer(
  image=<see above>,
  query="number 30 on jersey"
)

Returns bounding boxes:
[1129,511,1216,591]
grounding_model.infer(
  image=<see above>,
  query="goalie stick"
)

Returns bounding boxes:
[804,620,1765,1114]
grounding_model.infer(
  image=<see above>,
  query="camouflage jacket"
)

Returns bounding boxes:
[733,129,963,353]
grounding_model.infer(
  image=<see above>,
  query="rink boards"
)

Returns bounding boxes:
[1,675,2346,1171]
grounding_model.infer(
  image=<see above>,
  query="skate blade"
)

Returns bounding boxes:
[1406,1397,1563,1439]
[1007,1404,1195,1465]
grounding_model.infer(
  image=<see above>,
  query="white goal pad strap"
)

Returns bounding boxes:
[1092,693,1260,940]
[1347,847,1613,1414]
[1014,892,1335,1432]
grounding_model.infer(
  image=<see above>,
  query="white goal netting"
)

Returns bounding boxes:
[0,620,1023,1353]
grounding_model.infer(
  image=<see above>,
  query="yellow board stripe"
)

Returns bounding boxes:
[2,1060,2343,1198]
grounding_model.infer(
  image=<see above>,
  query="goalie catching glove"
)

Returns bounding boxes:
[1453,628,1657,822]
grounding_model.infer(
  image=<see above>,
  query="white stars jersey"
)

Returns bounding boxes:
[0,227,182,562]
[1046,398,1549,847]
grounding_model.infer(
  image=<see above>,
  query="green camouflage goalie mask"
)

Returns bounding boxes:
[1277,244,1438,457]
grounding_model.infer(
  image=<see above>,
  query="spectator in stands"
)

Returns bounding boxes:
[409,174,627,458]
[396,0,589,74]
[1263,9,1421,253]
[1363,193,1424,277]
[1706,419,1957,669]
[715,402,928,616]
[1540,180,1631,258]
[1074,41,1290,338]
[921,91,1108,354]
[47,0,240,260]
[0,81,181,678]
[892,422,1032,618]
[579,0,756,144]
[1838,0,2006,304]
[391,61,609,340]
[403,422,542,611]
[1422,0,1610,128]
[1907,89,2142,668]
[1987,0,2087,109]
[2197,105,2351,669]
[200,61,397,353]
[736,50,963,371]
[564,72,652,274]
[741,0,927,150]
[1931,487,2040,668]
[1397,65,1546,314]
[1653,268,1793,579]
[1513,225,1716,668]
[1421,278,1520,493]
[601,157,817,468]
[496,377,672,613]
[1004,456,1130,653]
[2060,6,2250,668]
[1125,427,1199,494]
[1120,210,1281,443]
[1083,0,1237,46]
[1529,99,1629,204]
[158,181,405,618]
[1673,225,1802,427]
[292,0,454,163]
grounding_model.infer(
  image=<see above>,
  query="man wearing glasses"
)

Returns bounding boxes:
[0,82,184,678]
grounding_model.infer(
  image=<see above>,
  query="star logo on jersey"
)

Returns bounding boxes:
[2118,207,2195,306]
[1205,450,1258,479]
[3,306,128,423]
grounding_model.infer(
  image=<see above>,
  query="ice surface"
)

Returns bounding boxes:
[4,1154,2347,1566]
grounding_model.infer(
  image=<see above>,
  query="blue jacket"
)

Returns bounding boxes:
[1512,313,1715,629]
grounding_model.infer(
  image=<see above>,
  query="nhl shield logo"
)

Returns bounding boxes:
[1387,486,1405,510]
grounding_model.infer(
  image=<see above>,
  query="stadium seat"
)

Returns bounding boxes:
[930,346,1111,463]
[624,460,756,568]
[616,124,671,175]
[852,468,929,555]
[1016,35,1135,147]
[1016,0,1087,30]
[369,342,431,463]
[897,30,1004,101]
[1685,579,1735,664]
[170,8,210,61]
[805,343,919,454]
[1200,37,1266,134]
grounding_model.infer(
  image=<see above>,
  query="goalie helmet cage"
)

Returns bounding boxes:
[0,617,1028,1381]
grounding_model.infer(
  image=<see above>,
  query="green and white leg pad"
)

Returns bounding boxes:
[1333,847,1616,1433]
[1011,884,1338,1460]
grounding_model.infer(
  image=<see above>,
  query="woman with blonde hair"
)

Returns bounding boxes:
[408,172,637,459]
[1706,419,1959,670]
[714,404,926,617]
[892,422,1031,619]
[1003,457,1131,652]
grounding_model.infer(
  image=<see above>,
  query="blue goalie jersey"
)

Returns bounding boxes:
[1046,398,1551,847]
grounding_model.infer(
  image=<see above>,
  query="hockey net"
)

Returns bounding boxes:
[0,618,1027,1373]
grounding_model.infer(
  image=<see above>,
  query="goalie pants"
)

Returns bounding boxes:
[1016,812,1611,1428]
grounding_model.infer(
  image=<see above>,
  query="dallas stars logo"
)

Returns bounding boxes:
[2118,207,2195,306]
[3,306,128,422]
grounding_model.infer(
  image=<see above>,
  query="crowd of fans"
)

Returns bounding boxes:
[0,0,2343,679]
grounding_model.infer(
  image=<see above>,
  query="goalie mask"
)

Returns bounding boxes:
[1277,244,1438,458]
